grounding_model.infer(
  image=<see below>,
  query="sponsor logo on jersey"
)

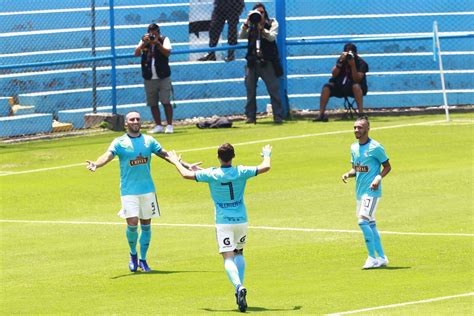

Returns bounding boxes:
[355,163,369,173]
[130,153,148,166]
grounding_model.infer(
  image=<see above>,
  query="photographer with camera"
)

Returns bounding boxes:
[239,2,284,124]
[134,23,174,134]
[314,43,369,122]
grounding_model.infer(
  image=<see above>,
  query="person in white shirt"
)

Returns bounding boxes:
[134,23,174,134]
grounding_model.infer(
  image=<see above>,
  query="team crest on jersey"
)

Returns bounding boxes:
[129,153,148,166]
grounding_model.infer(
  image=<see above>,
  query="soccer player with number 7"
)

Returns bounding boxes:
[342,116,391,269]
[166,143,272,313]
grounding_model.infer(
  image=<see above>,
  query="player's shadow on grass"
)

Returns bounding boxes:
[376,266,411,270]
[202,305,302,313]
[111,270,216,279]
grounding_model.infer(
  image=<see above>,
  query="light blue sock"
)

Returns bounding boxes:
[139,224,151,260]
[234,254,246,285]
[359,220,376,258]
[126,225,138,255]
[224,257,242,289]
[370,222,385,258]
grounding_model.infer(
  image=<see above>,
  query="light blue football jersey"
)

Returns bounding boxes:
[108,134,162,196]
[350,138,389,200]
[195,165,258,224]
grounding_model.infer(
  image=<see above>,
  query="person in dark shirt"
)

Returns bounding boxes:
[314,43,368,122]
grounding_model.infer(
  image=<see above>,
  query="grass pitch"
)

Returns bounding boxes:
[1,113,473,314]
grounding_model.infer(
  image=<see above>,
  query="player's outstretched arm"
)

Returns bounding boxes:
[157,149,202,171]
[86,151,114,172]
[167,150,196,180]
[257,144,272,174]
[342,166,356,183]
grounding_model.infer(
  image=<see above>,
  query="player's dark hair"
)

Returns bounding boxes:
[355,115,370,127]
[218,143,235,163]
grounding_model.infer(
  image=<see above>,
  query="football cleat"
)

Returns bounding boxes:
[362,256,381,269]
[236,285,247,312]
[139,259,151,272]
[377,256,389,267]
[129,253,138,272]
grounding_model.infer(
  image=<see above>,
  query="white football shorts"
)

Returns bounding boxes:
[356,195,380,222]
[118,192,160,219]
[215,223,248,253]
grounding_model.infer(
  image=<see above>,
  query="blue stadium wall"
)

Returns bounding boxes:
[1,0,473,133]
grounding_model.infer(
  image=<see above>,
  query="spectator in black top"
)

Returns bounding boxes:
[314,43,368,122]
[198,0,245,62]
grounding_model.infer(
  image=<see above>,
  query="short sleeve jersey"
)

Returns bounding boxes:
[350,138,388,199]
[108,134,162,196]
[195,165,258,224]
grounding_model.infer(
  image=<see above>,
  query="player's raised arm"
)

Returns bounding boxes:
[86,151,114,172]
[166,150,196,180]
[257,144,272,174]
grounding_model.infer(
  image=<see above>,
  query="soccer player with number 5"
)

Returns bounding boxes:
[166,143,272,312]
[86,111,199,273]
[342,116,391,269]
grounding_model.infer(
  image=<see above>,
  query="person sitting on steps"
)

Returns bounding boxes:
[314,43,368,122]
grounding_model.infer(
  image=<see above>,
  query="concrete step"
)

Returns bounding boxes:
[0,113,53,138]
[52,120,73,132]
[11,104,35,115]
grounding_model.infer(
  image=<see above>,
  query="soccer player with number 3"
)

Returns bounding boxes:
[342,116,391,269]
[166,143,272,312]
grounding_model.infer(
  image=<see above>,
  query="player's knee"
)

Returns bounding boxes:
[358,217,370,224]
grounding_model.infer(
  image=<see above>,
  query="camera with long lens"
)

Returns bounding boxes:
[346,51,354,61]
[143,33,156,42]
[248,9,262,26]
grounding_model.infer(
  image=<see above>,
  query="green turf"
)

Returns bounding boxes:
[1,113,473,314]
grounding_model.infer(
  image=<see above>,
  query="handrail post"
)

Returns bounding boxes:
[109,0,117,115]
[275,0,289,118]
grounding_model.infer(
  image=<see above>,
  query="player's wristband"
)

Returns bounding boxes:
[374,175,383,182]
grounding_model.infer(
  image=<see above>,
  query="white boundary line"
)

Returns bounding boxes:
[0,119,468,177]
[0,220,472,237]
[327,292,474,315]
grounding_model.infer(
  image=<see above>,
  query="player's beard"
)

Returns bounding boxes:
[127,123,141,135]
